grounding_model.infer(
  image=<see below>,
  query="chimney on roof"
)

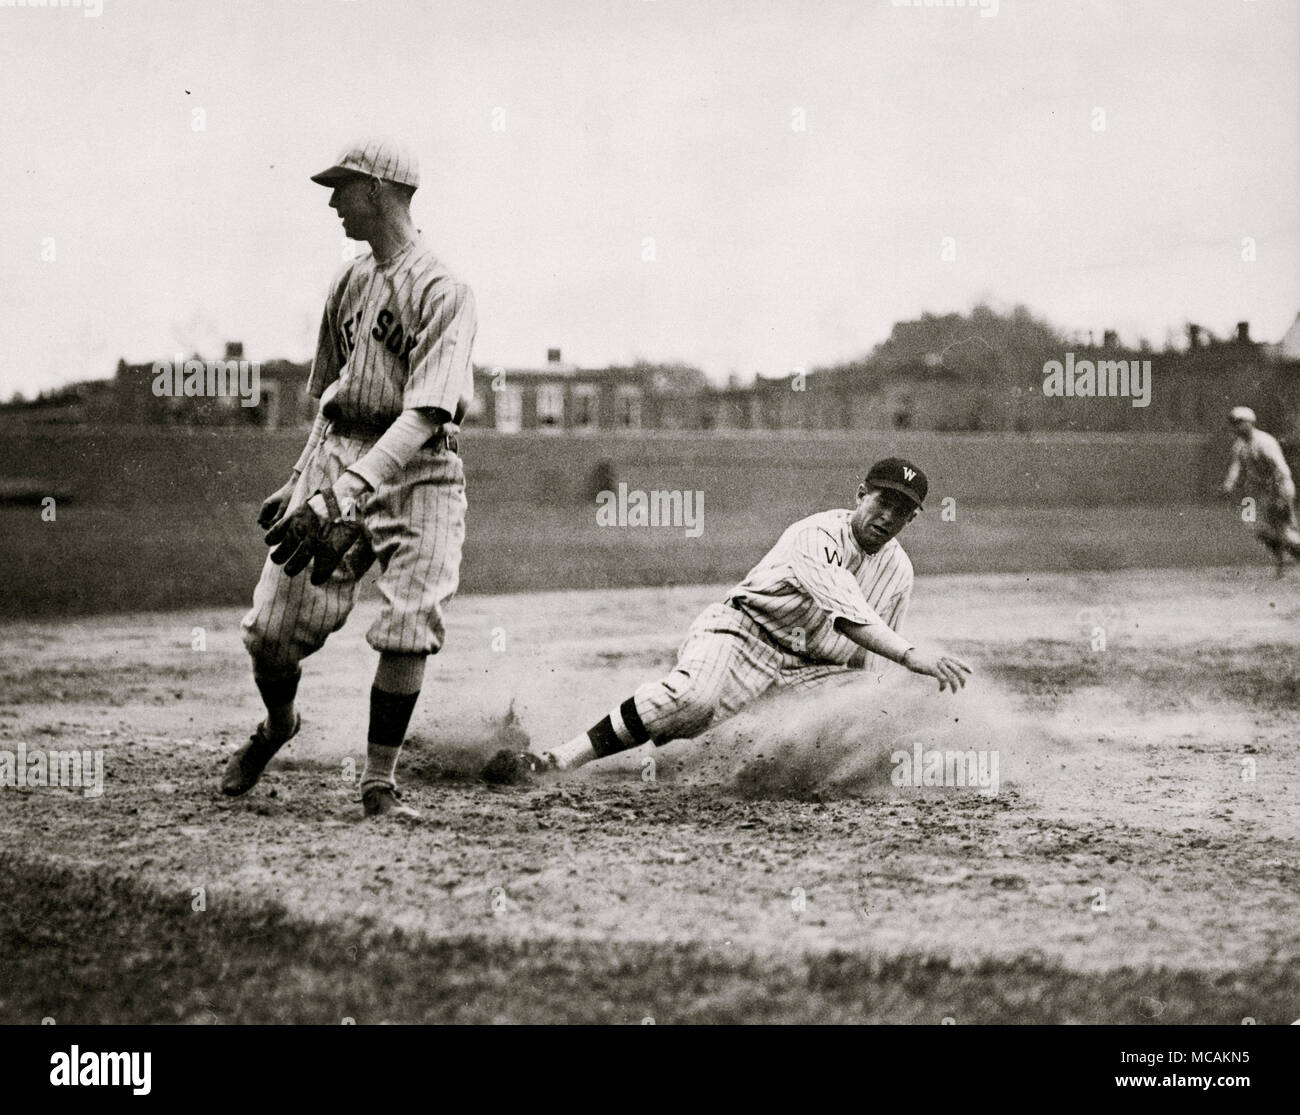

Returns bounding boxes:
[1237,321,1251,344]
[1103,330,1118,350]
[547,348,562,364]
[1188,324,1202,351]
[225,341,244,360]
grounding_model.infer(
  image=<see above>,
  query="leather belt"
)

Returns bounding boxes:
[324,407,458,454]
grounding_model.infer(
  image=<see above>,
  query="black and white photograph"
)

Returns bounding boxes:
[1,0,1297,1078]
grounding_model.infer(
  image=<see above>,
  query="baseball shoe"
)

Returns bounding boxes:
[481,748,559,785]
[361,785,422,821]
[221,713,301,797]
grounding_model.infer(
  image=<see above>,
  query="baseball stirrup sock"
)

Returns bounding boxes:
[589,697,652,759]
[374,652,427,695]
[254,666,301,738]
[362,687,421,789]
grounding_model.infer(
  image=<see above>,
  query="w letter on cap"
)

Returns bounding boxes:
[903,467,916,481]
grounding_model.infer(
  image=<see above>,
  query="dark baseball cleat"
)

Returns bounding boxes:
[221,713,301,797]
[361,785,422,821]
[481,748,558,785]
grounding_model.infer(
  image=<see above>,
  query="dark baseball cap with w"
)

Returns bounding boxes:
[865,457,927,510]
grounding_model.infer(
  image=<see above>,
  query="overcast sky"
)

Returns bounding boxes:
[3,0,1297,399]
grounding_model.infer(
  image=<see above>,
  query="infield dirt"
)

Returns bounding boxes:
[2,566,1298,1023]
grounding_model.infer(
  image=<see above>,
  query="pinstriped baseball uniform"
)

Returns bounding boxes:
[310,240,475,424]
[631,509,913,743]
[241,238,476,665]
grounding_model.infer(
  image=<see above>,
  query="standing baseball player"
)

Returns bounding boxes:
[1222,405,1300,576]
[224,139,477,820]
[498,458,971,777]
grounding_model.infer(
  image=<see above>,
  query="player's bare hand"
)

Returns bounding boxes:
[257,481,297,530]
[902,648,973,693]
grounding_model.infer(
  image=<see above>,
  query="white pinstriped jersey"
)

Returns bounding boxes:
[308,239,477,424]
[727,509,913,668]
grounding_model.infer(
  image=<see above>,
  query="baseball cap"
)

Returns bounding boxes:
[310,139,420,189]
[1229,406,1256,423]
[865,457,927,509]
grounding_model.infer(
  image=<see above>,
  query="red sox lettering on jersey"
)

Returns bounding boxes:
[311,242,476,426]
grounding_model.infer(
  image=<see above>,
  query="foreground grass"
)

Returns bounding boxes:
[2,857,1294,1024]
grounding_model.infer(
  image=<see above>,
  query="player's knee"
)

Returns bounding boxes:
[242,617,316,674]
[247,643,299,677]
[240,619,274,662]
[658,674,721,734]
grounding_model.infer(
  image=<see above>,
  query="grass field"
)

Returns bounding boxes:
[0,425,1262,617]
[2,567,1298,1023]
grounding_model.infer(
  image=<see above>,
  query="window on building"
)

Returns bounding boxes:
[537,383,565,428]
[573,384,598,429]
[615,387,642,429]
[495,385,522,433]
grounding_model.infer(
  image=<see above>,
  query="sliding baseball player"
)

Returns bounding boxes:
[495,457,971,777]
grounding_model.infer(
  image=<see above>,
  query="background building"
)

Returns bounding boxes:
[3,310,1299,441]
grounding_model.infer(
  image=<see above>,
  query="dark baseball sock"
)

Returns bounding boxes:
[254,666,301,739]
[588,696,652,758]
[363,687,420,790]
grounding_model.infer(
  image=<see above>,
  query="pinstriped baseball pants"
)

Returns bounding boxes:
[241,431,466,670]
[633,602,855,743]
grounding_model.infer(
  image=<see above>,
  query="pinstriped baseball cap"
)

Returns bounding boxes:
[310,139,420,189]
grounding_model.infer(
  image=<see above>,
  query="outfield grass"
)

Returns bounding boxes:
[0,425,1260,618]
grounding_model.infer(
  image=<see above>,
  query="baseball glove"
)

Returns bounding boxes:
[264,488,364,586]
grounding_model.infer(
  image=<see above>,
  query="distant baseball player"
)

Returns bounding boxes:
[495,458,971,778]
[1222,405,1300,576]
[224,139,477,820]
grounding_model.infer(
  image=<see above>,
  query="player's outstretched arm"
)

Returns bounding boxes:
[834,617,972,693]
[899,647,973,693]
